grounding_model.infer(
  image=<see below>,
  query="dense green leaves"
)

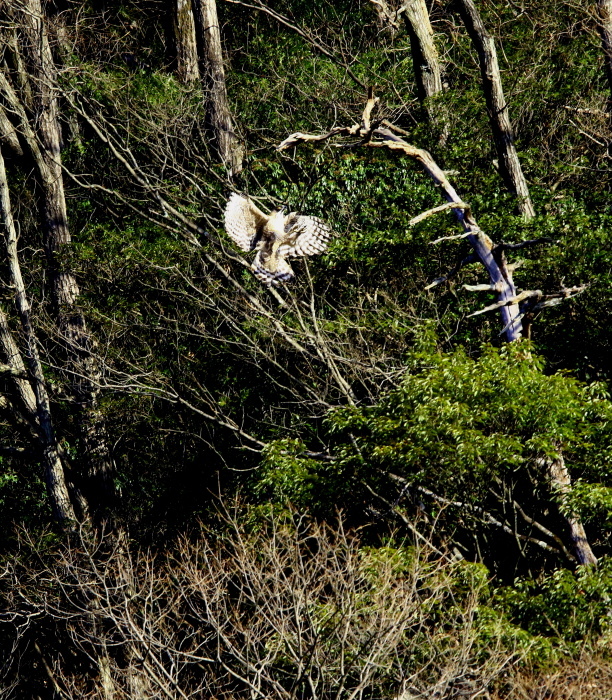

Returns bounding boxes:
[260,343,612,573]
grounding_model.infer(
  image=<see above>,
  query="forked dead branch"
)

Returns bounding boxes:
[278,90,586,342]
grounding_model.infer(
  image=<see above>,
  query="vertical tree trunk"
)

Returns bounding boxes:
[545,454,598,566]
[18,0,115,515]
[597,0,612,113]
[174,0,200,83]
[369,0,447,143]
[0,148,76,524]
[192,0,243,177]
[403,0,447,143]
[0,107,22,157]
[456,0,535,220]
[0,310,37,420]
[404,0,443,99]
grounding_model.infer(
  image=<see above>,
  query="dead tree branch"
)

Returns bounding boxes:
[278,97,525,341]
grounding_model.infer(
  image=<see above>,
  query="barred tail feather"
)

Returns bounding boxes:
[252,251,294,286]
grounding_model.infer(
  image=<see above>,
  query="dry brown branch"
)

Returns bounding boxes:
[467,289,543,317]
[412,201,469,227]
[1,511,528,698]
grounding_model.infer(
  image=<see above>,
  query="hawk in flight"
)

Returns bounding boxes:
[224,193,332,285]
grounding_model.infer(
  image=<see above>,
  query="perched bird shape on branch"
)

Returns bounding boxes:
[224,193,332,285]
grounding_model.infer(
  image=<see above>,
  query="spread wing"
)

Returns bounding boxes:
[280,214,332,258]
[224,193,269,251]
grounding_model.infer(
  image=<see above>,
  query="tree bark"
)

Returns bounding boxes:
[369,0,447,143]
[404,0,443,100]
[403,0,448,142]
[174,0,200,83]
[15,0,116,516]
[597,0,612,113]
[0,148,76,524]
[545,454,598,567]
[0,106,22,157]
[456,0,535,220]
[192,0,243,177]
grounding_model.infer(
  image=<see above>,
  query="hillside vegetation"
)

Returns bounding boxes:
[1,1,612,696]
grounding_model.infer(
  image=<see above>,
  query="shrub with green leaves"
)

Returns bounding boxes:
[259,342,612,574]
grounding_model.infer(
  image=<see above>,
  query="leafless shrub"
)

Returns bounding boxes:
[0,510,541,698]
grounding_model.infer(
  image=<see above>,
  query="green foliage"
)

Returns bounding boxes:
[498,558,612,643]
[3,2,612,693]
[259,342,612,573]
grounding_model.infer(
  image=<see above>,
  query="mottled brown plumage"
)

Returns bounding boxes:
[224,193,332,285]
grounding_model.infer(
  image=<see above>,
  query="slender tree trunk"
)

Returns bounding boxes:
[544,454,598,566]
[403,0,448,143]
[0,107,22,157]
[0,310,37,419]
[18,0,115,515]
[597,0,612,113]
[369,0,447,142]
[0,148,76,523]
[456,0,535,220]
[174,0,200,82]
[192,0,243,176]
[404,0,442,100]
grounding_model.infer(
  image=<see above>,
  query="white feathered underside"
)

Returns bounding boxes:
[224,193,333,285]
[282,215,332,258]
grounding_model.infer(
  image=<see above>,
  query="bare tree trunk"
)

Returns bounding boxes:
[597,0,612,113]
[369,0,447,143]
[174,0,200,82]
[403,0,448,143]
[192,0,243,177]
[456,0,535,220]
[0,310,37,420]
[0,148,76,524]
[545,454,598,566]
[0,107,22,157]
[17,0,115,515]
[404,0,442,100]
